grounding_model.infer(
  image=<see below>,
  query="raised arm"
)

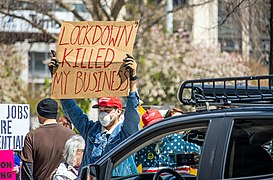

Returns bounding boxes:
[122,54,140,136]
[48,51,94,137]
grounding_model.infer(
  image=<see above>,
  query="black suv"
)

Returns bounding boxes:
[81,75,273,180]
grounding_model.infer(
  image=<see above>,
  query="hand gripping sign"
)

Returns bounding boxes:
[51,21,139,99]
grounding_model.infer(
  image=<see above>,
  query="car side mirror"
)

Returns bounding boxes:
[80,165,99,180]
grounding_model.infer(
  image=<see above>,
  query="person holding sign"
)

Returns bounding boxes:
[21,98,76,180]
[49,53,140,172]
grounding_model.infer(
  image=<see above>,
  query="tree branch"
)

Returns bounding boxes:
[0,10,57,40]
[55,0,86,21]
[97,0,112,21]
[91,0,102,20]
[140,0,213,33]
[44,11,62,26]
[218,0,258,27]
[111,0,126,20]
[81,0,97,20]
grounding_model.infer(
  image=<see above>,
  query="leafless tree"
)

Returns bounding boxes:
[0,0,269,105]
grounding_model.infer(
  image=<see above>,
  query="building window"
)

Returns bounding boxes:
[29,52,50,81]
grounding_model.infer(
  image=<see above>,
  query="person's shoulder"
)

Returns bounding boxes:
[53,162,77,179]
[52,163,68,179]
[24,129,36,139]
[35,124,74,134]
[57,125,76,134]
[33,124,56,132]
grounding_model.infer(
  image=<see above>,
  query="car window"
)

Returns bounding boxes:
[224,119,273,178]
[111,126,208,178]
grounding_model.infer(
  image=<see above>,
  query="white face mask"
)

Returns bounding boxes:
[99,112,117,127]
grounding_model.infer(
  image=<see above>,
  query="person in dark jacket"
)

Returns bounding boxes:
[49,53,140,172]
[21,98,75,180]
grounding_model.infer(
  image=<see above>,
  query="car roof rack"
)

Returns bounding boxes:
[177,75,273,108]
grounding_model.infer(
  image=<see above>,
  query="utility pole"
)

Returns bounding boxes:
[166,0,173,34]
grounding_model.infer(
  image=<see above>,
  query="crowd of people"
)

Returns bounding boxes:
[10,53,198,180]
[21,98,76,180]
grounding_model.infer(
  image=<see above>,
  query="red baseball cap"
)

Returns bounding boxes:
[92,97,122,110]
[142,109,163,127]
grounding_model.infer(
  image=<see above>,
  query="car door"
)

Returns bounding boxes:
[212,115,273,180]
[82,114,228,180]
[111,119,212,180]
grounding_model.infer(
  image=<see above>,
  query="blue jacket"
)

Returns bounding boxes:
[60,91,140,169]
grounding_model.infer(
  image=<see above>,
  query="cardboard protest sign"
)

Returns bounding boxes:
[0,150,16,180]
[0,104,30,150]
[51,21,139,99]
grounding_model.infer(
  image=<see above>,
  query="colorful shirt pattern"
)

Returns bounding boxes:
[135,133,201,171]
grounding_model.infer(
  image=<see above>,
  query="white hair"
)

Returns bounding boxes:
[63,135,85,167]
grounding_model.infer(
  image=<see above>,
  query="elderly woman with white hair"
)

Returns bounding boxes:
[52,134,85,180]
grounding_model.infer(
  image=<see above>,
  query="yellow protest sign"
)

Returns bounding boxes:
[51,21,139,99]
